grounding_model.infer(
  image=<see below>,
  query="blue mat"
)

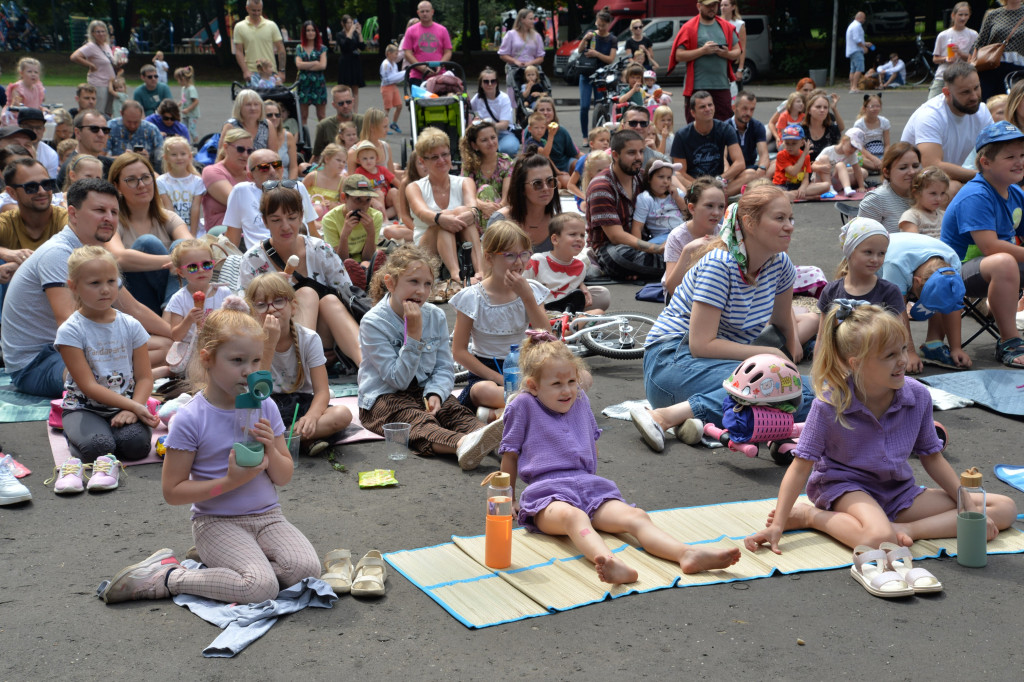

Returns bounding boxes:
[0,372,53,423]
[995,464,1024,494]
[919,370,1024,417]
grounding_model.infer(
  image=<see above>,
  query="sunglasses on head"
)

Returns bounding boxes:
[9,178,59,194]
[261,179,299,191]
[625,119,650,128]
[179,260,215,274]
[78,124,111,135]
[234,145,255,155]
[527,176,558,191]
[253,160,285,173]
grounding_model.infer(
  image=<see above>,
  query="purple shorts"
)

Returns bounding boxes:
[809,476,924,521]
[518,473,628,533]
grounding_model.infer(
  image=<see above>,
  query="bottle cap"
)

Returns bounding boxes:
[481,471,511,487]
[960,466,983,488]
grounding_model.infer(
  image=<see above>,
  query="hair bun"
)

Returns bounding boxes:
[222,295,251,313]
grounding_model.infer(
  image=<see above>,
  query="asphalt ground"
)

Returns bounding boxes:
[2,79,1023,680]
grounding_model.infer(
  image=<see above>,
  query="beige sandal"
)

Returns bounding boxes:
[351,550,387,597]
[320,549,354,594]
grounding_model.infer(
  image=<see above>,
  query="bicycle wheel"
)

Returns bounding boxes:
[579,312,658,360]
[454,363,470,385]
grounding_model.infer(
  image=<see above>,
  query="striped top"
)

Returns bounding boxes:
[857,183,911,233]
[646,248,796,347]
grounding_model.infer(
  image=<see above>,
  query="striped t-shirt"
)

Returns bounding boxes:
[646,249,796,347]
[856,183,911,234]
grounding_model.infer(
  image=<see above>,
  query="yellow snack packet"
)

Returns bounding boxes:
[358,469,398,488]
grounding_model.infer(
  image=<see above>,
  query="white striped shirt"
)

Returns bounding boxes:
[856,183,911,234]
[646,249,796,347]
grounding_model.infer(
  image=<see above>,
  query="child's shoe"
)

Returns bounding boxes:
[0,454,32,505]
[843,186,856,197]
[87,454,122,491]
[820,190,837,199]
[98,548,180,603]
[389,122,402,135]
[457,418,504,470]
[47,457,85,494]
[677,418,705,445]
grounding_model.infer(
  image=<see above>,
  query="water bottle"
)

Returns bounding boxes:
[482,472,513,569]
[956,467,987,568]
[503,345,521,402]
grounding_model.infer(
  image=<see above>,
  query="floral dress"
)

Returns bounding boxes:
[296,45,327,105]
[468,153,512,203]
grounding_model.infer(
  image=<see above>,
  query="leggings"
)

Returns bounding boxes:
[169,508,320,604]
[62,407,152,463]
[360,385,481,456]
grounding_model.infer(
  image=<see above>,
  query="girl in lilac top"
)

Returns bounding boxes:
[746,303,1017,557]
[498,333,740,585]
[98,301,320,607]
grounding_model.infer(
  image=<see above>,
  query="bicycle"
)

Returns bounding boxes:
[905,35,936,87]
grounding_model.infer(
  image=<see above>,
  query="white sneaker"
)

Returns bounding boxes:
[47,457,85,494]
[629,406,664,452]
[677,418,705,445]
[456,418,504,471]
[0,454,32,505]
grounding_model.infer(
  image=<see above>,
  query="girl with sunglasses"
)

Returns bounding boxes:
[146,99,190,141]
[451,221,550,422]
[470,68,520,156]
[163,239,231,375]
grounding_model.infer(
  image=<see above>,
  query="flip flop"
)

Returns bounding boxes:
[849,545,914,599]
[351,550,387,598]
[880,542,943,594]
[320,549,354,594]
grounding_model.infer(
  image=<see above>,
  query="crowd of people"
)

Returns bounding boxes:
[1,1,1023,607]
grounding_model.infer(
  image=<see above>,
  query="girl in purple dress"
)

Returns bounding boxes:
[498,332,741,585]
[746,302,1017,564]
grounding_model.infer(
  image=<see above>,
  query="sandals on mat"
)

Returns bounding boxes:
[879,542,943,594]
[320,549,354,594]
[850,545,914,598]
[351,550,388,597]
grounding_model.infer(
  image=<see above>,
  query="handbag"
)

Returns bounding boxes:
[263,240,373,322]
[970,14,1024,72]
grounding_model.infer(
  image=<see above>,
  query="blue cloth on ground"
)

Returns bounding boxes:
[635,282,665,303]
[995,464,1024,495]
[919,370,1024,417]
[171,561,337,658]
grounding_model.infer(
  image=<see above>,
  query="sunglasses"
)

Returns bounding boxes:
[179,260,215,274]
[234,145,255,155]
[481,79,497,85]
[122,174,154,188]
[254,160,285,173]
[161,116,175,122]
[265,112,281,118]
[625,119,650,128]
[527,176,558,191]
[262,179,299,191]
[145,74,158,79]
[9,178,59,194]
[334,100,354,106]
[500,250,533,263]
[252,297,289,313]
[78,125,111,135]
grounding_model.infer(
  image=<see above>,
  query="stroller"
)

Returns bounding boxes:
[401,61,469,172]
[506,65,553,130]
[230,81,312,160]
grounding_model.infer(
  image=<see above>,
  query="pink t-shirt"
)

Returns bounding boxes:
[400,22,452,77]
[77,41,117,90]
[5,81,45,109]
[164,392,285,519]
[201,162,240,229]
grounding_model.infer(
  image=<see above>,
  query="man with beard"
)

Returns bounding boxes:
[671,91,751,195]
[901,61,992,196]
[585,129,664,281]
[0,178,171,396]
[727,91,769,179]
[0,160,66,288]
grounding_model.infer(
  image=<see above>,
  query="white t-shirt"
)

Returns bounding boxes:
[526,252,588,303]
[845,19,865,57]
[223,181,318,246]
[154,59,169,84]
[157,173,207,233]
[853,116,891,157]
[449,280,549,359]
[165,284,233,352]
[271,323,326,395]
[933,27,979,80]
[900,95,993,168]
[817,144,858,167]
[470,92,515,129]
[633,190,686,237]
[35,141,60,179]
[877,59,906,80]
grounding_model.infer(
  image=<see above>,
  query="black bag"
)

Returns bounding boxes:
[263,240,373,322]
[569,54,601,79]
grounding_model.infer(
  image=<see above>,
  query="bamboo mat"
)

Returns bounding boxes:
[383,497,1024,629]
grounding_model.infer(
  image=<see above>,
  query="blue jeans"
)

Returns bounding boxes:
[643,338,814,427]
[579,77,595,137]
[10,344,65,398]
[498,129,520,156]
[123,234,183,314]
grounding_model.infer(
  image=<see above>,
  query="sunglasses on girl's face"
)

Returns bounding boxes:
[252,297,289,313]
[253,160,285,173]
[234,145,255,155]
[179,260,215,274]
[527,176,558,191]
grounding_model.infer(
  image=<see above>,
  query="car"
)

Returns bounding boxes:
[864,1,911,35]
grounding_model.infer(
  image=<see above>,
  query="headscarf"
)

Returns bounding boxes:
[839,217,888,258]
[719,202,750,280]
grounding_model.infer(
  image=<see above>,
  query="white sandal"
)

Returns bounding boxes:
[850,545,914,599]
[880,542,943,594]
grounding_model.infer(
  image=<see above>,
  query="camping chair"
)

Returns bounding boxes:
[835,201,859,226]
[960,296,1001,348]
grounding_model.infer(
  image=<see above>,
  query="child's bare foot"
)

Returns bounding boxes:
[679,546,741,574]
[594,554,638,584]
[890,523,915,547]
[765,502,815,530]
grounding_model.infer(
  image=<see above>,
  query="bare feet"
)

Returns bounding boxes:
[594,554,639,584]
[679,546,742,574]
[765,503,815,530]
[890,523,915,547]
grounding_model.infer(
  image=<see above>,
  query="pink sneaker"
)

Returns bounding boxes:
[87,455,121,491]
[47,457,85,494]
[99,548,180,603]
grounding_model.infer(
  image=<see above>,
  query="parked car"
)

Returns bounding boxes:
[559,15,771,85]
[864,0,912,35]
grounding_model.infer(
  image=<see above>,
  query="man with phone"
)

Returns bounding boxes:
[106,101,162,171]
[666,0,740,123]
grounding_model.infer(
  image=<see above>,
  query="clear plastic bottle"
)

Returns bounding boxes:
[503,344,521,403]
[956,467,987,568]
[483,472,513,569]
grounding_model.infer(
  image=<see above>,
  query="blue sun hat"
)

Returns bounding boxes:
[910,267,966,321]
[975,121,1024,153]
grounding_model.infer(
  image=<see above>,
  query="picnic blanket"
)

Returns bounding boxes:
[384,496,1024,629]
[919,370,1024,417]
[0,372,53,423]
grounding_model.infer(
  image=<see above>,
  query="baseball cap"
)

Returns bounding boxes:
[0,125,35,142]
[17,108,46,124]
[643,70,656,80]
[909,267,966,321]
[781,124,804,140]
[844,127,865,151]
[975,121,1024,153]
[342,174,379,197]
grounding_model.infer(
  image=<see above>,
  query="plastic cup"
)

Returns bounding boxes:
[383,422,411,461]
[288,436,301,468]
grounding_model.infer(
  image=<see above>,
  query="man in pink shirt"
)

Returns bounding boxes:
[401,1,453,84]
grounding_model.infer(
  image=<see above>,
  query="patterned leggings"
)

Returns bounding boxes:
[168,508,320,604]
[360,385,481,456]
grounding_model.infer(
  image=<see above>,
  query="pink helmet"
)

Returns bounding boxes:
[723,354,804,408]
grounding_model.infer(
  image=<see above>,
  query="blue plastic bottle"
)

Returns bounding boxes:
[503,345,521,402]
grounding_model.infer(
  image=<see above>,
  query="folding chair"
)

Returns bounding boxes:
[835,201,859,226]
[960,296,1001,348]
